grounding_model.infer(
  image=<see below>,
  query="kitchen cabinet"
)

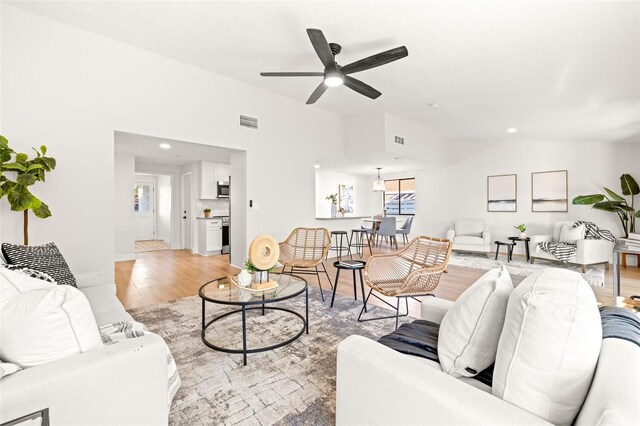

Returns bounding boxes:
[198,218,222,255]
[199,161,217,199]
[216,163,230,183]
[199,161,230,199]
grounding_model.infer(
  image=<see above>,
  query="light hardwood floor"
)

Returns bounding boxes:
[115,247,640,316]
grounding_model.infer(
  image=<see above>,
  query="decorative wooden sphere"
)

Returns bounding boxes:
[248,235,280,270]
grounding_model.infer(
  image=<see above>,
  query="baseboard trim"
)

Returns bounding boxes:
[115,253,136,262]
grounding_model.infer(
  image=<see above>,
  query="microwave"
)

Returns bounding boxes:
[217,181,230,198]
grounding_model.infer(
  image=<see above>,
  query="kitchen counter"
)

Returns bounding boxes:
[197,216,228,219]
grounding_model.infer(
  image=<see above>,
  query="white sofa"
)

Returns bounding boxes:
[530,221,614,272]
[0,273,170,426]
[336,298,639,425]
[446,219,491,254]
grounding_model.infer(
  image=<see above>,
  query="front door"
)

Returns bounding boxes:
[134,181,155,241]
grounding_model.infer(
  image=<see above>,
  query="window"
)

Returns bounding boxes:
[384,178,416,215]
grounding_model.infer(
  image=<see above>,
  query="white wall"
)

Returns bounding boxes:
[156,174,171,243]
[114,153,135,261]
[1,5,346,282]
[409,140,640,257]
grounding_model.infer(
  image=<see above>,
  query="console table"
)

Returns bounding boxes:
[613,242,640,302]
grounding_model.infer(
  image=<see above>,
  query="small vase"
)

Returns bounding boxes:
[254,270,269,283]
[237,269,252,287]
[519,232,527,239]
[204,211,211,218]
[330,204,337,218]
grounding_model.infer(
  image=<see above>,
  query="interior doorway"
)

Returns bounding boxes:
[181,172,193,252]
[133,173,173,253]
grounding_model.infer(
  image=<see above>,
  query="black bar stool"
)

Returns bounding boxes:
[329,231,352,260]
[349,229,372,258]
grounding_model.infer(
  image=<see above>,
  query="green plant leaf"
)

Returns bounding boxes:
[617,204,635,212]
[636,210,640,218]
[572,194,604,205]
[620,174,640,196]
[604,187,625,202]
[16,173,37,186]
[40,145,47,156]
[0,151,11,162]
[2,163,27,172]
[0,135,8,148]
[593,201,626,212]
[26,164,43,172]
[15,153,28,163]
[40,157,56,170]
[7,184,32,211]
[32,200,51,219]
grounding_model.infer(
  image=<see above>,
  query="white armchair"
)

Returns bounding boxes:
[446,219,491,255]
[530,221,614,272]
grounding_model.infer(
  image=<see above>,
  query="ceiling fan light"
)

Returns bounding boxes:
[324,71,344,87]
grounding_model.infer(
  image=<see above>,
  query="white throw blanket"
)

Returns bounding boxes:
[99,321,181,406]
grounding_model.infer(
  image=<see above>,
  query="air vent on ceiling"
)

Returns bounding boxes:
[239,114,258,130]
[394,136,405,145]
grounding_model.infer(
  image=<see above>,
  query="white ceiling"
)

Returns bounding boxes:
[9,1,640,144]
[114,131,236,166]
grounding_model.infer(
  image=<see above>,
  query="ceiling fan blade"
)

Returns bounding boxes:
[341,46,408,75]
[260,72,324,77]
[343,76,381,99]
[306,29,337,71]
[306,81,329,104]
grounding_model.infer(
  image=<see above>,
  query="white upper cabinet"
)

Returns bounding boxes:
[199,161,231,199]
[216,163,230,183]
[199,161,217,199]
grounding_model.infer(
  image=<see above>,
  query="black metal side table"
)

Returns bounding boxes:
[331,260,367,313]
[494,240,517,262]
[199,273,308,365]
[508,236,531,262]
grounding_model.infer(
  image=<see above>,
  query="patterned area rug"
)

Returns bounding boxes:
[448,251,605,287]
[128,287,413,425]
[135,239,170,253]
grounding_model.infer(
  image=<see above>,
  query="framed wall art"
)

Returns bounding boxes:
[487,174,517,212]
[531,170,568,212]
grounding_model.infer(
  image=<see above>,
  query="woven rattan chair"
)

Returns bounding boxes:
[359,236,452,328]
[279,227,333,301]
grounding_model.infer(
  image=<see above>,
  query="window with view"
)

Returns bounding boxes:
[384,178,416,215]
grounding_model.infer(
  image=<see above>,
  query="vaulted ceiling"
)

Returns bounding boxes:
[9,1,640,144]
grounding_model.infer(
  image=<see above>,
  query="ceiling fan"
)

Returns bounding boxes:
[260,29,408,104]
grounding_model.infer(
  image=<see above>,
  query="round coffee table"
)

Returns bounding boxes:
[199,273,308,365]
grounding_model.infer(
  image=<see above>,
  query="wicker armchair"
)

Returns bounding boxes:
[360,236,452,328]
[279,227,333,301]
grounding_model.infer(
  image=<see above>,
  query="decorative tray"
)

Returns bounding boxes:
[228,275,279,292]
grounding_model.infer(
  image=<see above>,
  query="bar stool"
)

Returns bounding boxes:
[349,229,372,258]
[329,231,352,260]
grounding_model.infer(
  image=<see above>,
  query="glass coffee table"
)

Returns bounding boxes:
[199,273,308,365]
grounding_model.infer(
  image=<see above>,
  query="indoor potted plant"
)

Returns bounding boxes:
[0,135,56,245]
[326,193,338,218]
[203,207,212,218]
[244,258,276,283]
[514,224,527,239]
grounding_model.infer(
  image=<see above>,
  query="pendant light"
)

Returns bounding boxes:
[372,167,384,191]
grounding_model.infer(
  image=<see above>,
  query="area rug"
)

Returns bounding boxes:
[448,251,605,287]
[128,287,414,425]
[135,239,170,252]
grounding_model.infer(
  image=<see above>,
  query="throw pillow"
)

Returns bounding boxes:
[0,285,102,367]
[1,242,77,287]
[2,264,56,283]
[559,223,585,244]
[0,361,22,379]
[438,266,513,377]
[0,266,55,299]
[492,268,601,426]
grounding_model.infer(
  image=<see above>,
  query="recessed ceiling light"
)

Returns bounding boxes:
[429,103,440,108]
[507,127,518,134]
[160,143,171,149]
[314,164,320,169]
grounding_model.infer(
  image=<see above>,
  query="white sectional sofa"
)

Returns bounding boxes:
[0,272,170,426]
[336,286,639,425]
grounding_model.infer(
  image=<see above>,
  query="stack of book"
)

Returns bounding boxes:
[338,260,363,268]
[619,232,640,251]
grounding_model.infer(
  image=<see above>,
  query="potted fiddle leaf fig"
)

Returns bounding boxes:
[572,173,639,237]
[0,135,56,245]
